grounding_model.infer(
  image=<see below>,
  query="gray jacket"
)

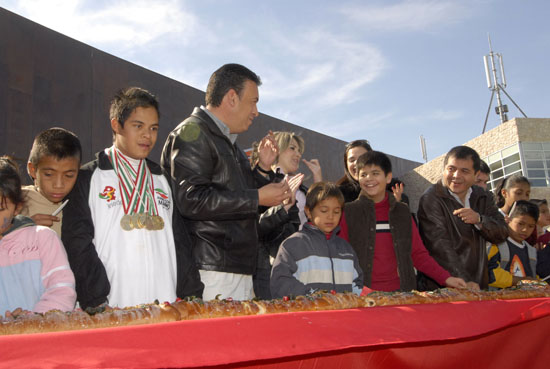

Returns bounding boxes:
[270,223,363,298]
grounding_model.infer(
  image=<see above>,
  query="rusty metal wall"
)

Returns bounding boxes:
[0,7,419,187]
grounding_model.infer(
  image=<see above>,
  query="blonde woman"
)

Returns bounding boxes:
[272,131,322,227]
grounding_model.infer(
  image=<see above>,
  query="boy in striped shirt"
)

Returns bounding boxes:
[340,151,467,292]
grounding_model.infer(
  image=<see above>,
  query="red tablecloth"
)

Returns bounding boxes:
[1,298,550,368]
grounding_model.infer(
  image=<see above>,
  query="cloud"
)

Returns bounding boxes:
[328,111,396,140]
[258,28,387,112]
[7,0,387,112]
[340,0,471,32]
[8,0,198,50]
[5,0,389,140]
[313,108,463,148]
[282,109,396,147]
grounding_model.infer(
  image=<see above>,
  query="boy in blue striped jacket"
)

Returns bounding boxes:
[270,182,363,298]
[487,200,540,288]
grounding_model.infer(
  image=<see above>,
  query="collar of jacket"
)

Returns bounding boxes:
[96,150,163,175]
[191,107,236,145]
[433,180,487,205]
[357,190,398,210]
[303,222,341,240]
[2,214,35,237]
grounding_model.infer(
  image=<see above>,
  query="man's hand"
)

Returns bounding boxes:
[31,213,60,227]
[258,181,291,207]
[465,281,481,290]
[302,159,322,183]
[453,208,481,225]
[257,130,279,170]
[445,276,468,289]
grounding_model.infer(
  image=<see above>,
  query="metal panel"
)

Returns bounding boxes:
[0,7,420,187]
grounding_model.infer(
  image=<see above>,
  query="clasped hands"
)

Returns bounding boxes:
[258,174,304,208]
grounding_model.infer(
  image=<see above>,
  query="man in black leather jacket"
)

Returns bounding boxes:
[161,64,290,300]
[417,146,508,290]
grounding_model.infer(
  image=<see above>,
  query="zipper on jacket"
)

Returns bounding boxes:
[326,237,336,289]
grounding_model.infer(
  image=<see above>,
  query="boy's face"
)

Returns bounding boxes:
[475,172,490,190]
[358,164,392,203]
[538,204,550,228]
[508,214,537,243]
[111,106,159,160]
[28,155,80,203]
[305,197,342,235]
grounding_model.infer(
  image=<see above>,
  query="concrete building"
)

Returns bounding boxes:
[402,118,550,212]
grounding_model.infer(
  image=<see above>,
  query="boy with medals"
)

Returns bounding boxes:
[62,87,203,312]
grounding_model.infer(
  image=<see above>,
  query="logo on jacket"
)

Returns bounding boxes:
[510,254,526,277]
[155,188,171,210]
[99,186,116,202]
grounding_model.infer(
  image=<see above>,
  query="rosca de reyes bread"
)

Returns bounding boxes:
[2,282,549,336]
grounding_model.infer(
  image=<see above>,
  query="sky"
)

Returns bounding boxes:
[2,0,549,163]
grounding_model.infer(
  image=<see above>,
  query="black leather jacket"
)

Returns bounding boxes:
[417,181,508,289]
[161,107,261,275]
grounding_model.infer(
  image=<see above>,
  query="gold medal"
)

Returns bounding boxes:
[136,213,147,229]
[144,214,155,230]
[130,214,140,229]
[153,215,165,230]
[120,214,134,231]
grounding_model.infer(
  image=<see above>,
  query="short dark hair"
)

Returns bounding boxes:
[305,182,344,211]
[479,160,490,175]
[531,199,548,208]
[109,87,159,127]
[343,139,373,183]
[356,150,392,176]
[495,174,531,208]
[28,127,82,165]
[0,156,24,208]
[509,200,539,222]
[444,146,481,172]
[205,64,262,107]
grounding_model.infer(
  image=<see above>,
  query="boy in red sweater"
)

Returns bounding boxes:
[339,151,467,292]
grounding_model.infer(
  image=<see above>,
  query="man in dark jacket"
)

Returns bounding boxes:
[161,64,290,301]
[417,146,508,290]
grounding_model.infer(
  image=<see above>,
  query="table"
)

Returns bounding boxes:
[1,298,549,368]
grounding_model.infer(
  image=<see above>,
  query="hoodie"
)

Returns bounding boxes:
[0,215,76,314]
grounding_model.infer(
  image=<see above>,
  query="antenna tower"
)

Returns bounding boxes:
[420,135,428,163]
[482,35,527,133]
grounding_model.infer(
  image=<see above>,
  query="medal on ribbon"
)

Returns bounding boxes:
[108,147,164,231]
